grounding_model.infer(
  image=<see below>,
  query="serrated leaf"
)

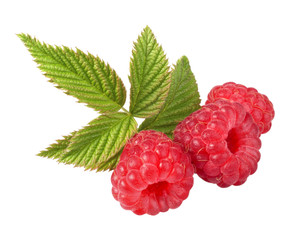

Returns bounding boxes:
[139,56,201,138]
[60,112,137,171]
[18,34,126,113]
[129,26,170,118]
[37,132,75,159]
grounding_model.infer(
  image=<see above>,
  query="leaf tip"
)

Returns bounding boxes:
[17,33,29,42]
[178,55,190,65]
[36,151,43,157]
[143,25,152,32]
[36,150,47,158]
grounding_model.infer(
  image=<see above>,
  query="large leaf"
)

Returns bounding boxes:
[18,34,126,113]
[60,112,137,171]
[139,56,201,138]
[129,26,170,118]
[38,113,136,171]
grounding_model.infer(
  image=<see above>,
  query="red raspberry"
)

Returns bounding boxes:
[174,100,261,187]
[111,130,194,215]
[206,82,274,134]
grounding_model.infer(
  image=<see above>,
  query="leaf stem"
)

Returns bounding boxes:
[121,107,129,114]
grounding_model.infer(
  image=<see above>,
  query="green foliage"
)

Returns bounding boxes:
[18,34,126,113]
[38,113,137,171]
[20,28,202,172]
[37,132,75,159]
[97,148,123,171]
[139,56,201,138]
[129,26,170,118]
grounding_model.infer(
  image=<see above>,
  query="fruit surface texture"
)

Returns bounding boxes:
[207,82,274,134]
[174,100,261,187]
[111,130,194,215]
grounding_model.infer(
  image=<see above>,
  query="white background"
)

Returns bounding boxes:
[1,0,297,239]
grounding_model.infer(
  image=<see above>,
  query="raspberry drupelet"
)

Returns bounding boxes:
[174,100,261,188]
[206,82,274,134]
[111,130,194,215]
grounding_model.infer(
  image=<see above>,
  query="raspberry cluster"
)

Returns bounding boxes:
[174,100,261,187]
[174,82,274,188]
[112,82,274,214]
[111,130,194,215]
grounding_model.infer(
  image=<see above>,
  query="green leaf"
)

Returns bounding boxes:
[18,34,126,113]
[97,148,123,171]
[139,56,201,138]
[129,26,170,118]
[37,132,75,159]
[59,112,137,171]
[37,130,121,171]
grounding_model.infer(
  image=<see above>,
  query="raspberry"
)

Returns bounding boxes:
[111,130,194,215]
[174,100,261,187]
[206,82,274,134]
